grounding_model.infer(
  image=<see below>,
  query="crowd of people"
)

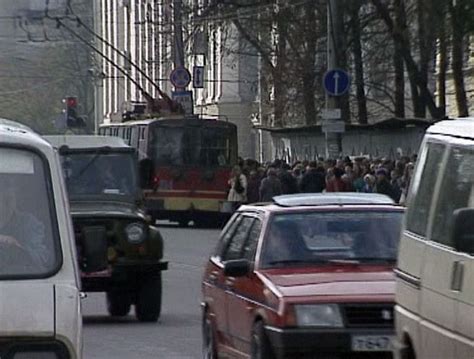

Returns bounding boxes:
[227,155,416,206]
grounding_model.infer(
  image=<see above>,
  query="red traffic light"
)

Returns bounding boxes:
[64,96,78,108]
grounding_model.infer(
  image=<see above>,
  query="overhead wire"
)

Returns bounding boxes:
[47,0,174,106]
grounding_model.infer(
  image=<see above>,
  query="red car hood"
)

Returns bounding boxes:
[259,266,395,298]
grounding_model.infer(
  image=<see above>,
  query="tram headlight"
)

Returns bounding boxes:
[125,223,145,244]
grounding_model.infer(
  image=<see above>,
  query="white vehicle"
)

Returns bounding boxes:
[0,120,82,358]
[394,118,474,359]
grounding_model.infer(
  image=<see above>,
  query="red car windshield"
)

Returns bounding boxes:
[261,210,403,267]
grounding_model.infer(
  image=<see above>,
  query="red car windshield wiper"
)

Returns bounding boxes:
[351,257,396,263]
[266,259,330,266]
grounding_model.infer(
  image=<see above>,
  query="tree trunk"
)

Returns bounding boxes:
[351,0,368,124]
[302,75,317,126]
[302,1,317,126]
[449,2,469,117]
[416,0,428,117]
[437,15,447,112]
[393,0,405,118]
[333,0,350,123]
[273,0,289,127]
[371,0,444,119]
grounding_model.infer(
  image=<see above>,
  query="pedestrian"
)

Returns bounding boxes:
[300,161,326,193]
[326,167,350,192]
[259,167,283,202]
[292,163,304,185]
[399,162,414,205]
[227,165,247,210]
[278,164,299,194]
[352,163,365,192]
[390,169,403,203]
[342,163,355,191]
[374,167,397,201]
[246,169,261,204]
[362,174,376,193]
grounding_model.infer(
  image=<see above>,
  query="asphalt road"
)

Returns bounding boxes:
[82,224,220,359]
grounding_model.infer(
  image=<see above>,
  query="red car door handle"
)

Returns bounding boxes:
[225,279,235,290]
[208,272,218,284]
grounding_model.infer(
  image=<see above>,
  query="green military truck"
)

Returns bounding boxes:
[45,135,168,322]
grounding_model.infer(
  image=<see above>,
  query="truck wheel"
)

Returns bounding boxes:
[136,274,162,322]
[106,292,131,317]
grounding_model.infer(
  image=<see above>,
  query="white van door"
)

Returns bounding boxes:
[426,144,474,358]
[418,244,463,358]
[455,255,474,358]
[396,140,453,357]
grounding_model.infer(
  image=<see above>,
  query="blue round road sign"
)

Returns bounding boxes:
[170,67,191,88]
[323,69,350,96]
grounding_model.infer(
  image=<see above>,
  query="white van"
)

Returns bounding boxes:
[394,118,474,359]
[0,120,82,358]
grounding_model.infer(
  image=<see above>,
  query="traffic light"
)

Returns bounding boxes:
[63,96,86,128]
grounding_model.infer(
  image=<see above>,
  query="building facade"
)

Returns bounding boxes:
[94,0,258,159]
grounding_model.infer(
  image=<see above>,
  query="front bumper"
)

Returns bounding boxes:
[144,197,232,220]
[265,326,394,359]
[82,260,168,292]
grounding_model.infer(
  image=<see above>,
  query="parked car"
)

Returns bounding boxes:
[394,118,474,359]
[0,120,82,357]
[45,135,168,322]
[202,193,404,358]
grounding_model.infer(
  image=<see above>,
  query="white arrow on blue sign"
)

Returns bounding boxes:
[323,69,351,96]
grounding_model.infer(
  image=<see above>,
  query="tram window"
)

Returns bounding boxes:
[150,125,234,167]
[200,128,232,166]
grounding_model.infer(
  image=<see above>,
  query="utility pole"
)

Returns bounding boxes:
[173,0,185,68]
[325,0,343,159]
[92,0,103,133]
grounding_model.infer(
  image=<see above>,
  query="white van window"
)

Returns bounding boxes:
[431,146,474,247]
[406,142,445,237]
[0,148,60,277]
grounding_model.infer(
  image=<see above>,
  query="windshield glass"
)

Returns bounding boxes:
[261,210,403,268]
[61,152,138,197]
[0,147,60,277]
[151,125,234,167]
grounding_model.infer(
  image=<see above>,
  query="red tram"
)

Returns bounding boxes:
[99,115,238,226]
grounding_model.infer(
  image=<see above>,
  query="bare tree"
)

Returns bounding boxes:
[371,0,444,119]
[449,0,470,116]
[350,0,368,124]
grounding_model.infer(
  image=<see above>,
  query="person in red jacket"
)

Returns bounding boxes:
[326,167,350,192]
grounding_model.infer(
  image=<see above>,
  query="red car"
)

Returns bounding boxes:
[201,193,404,358]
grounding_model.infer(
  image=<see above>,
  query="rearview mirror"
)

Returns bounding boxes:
[223,259,252,277]
[452,208,474,255]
